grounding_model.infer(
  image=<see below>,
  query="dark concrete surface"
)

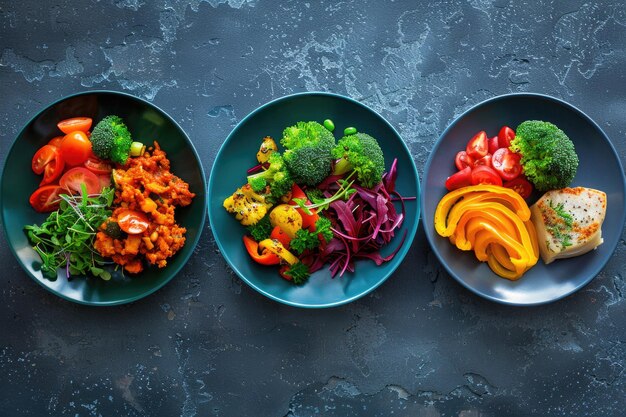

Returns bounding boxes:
[1,1,625,416]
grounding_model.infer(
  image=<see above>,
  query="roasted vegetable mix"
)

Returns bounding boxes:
[224,120,414,285]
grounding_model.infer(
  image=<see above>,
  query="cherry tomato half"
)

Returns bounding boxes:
[32,144,65,185]
[29,185,64,213]
[466,131,488,159]
[487,136,499,154]
[455,151,474,171]
[471,165,503,186]
[84,157,112,175]
[48,136,64,148]
[503,176,533,199]
[498,126,515,149]
[57,117,92,134]
[473,154,492,168]
[117,209,151,235]
[32,145,58,174]
[98,174,112,190]
[59,167,101,195]
[445,166,472,191]
[492,148,522,181]
[60,131,92,166]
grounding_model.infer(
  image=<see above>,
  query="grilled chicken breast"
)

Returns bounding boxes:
[530,187,606,264]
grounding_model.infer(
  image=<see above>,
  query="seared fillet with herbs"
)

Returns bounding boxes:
[530,187,606,264]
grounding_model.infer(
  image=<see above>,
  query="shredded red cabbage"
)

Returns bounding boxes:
[311,158,411,277]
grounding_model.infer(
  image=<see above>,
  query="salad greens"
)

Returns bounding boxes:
[291,174,357,215]
[24,185,114,280]
[225,118,413,285]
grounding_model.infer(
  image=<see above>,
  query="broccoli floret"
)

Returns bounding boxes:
[332,133,385,188]
[284,147,334,186]
[247,152,293,203]
[248,177,267,193]
[281,121,335,186]
[281,121,335,150]
[90,115,143,165]
[510,120,578,191]
[246,214,273,241]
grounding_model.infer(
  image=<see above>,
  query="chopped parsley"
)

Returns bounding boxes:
[546,200,574,249]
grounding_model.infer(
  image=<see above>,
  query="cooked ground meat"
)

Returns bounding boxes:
[94,142,195,274]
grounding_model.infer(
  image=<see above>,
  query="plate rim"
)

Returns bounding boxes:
[208,91,421,308]
[420,92,626,306]
[0,89,208,306]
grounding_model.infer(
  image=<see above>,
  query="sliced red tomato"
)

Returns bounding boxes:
[492,148,522,180]
[242,235,280,265]
[29,185,64,213]
[98,174,112,189]
[473,154,492,168]
[59,167,101,195]
[471,165,503,186]
[487,136,499,154]
[32,145,58,174]
[445,166,472,191]
[32,145,65,185]
[455,151,474,171]
[48,136,64,148]
[289,183,319,230]
[57,117,92,134]
[117,209,150,234]
[503,176,533,199]
[60,131,92,166]
[498,126,515,149]
[84,157,112,175]
[466,131,488,159]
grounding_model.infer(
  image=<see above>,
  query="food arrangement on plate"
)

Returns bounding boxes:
[222,120,414,285]
[435,119,606,281]
[25,115,195,280]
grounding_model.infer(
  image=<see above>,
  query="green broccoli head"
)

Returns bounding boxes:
[247,152,294,203]
[281,121,335,151]
[279,121,335,186]
[510,120,578,191]
[283,146,333,186]
[332,133,385,188]
[90,115,133,165]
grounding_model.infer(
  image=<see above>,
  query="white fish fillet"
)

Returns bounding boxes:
[530,187,606,264]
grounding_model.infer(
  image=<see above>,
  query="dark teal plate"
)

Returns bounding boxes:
[208,92,420,308]
[1,91,207,306]
[421,93,626,305]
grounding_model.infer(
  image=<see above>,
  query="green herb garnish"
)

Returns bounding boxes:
[546,200,574,249]
[24,185,115,281]
[292,173,356,215]
[289,216,334,255]
[283,262,310,285]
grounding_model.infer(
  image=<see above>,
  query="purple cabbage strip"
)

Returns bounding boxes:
[316,158,413,277]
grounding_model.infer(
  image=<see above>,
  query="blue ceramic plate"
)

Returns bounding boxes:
[421,93,626,305]
[208,92,420,308]
[1,91,207,306]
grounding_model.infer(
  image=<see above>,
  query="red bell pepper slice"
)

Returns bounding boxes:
[243,235,280,265]
[270,226,292,247]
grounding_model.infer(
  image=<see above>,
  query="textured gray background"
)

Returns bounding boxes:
[1,1,625,416]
